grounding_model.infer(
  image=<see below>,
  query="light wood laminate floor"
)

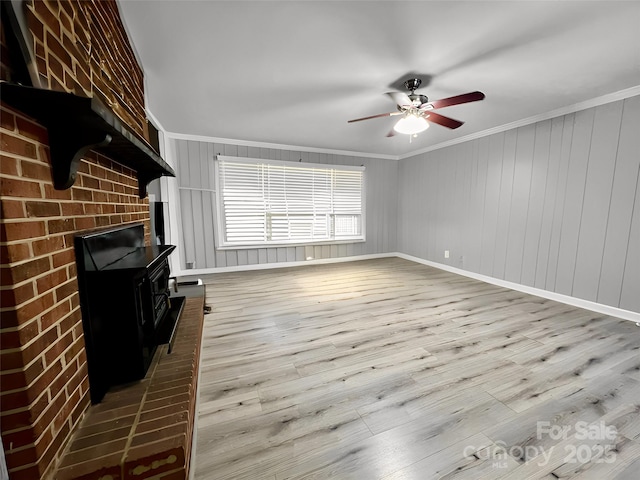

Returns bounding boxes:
[194,258,640,479]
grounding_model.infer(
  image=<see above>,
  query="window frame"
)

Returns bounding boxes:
[214,156,366,250]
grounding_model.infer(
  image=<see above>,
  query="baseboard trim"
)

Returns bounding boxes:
[173,252,639,324]
[396,253,640,324]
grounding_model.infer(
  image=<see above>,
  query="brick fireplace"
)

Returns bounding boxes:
[0,1,170,478]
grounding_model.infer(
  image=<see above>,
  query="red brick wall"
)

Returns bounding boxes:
[26,0,149,142]
[0,1,153,478]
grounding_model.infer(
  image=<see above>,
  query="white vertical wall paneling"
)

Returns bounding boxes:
[479,132,505,276]
[534,117,563,289]
[397,96,640,313]
[237,145,248,158]
[190,189,206,269]
[598,97,640,307]
[493,129,517,279]
[367,157,377,255]
[179,189,196,266]
[224,143,238,157]
[555,108,595,296]
[614,97,640,312]
[187,142,201,188]
[545,113,574,291]
[469,138,487,272]
[202,149,216,268]
[438,150,452,262]
[247,146,259,158]
[436,150,456,263]
[176,140,189,187]
[381,160,390,253]
[226,250,238,267]
[620,166,640,312]
[505,124,535,284]
[458,142,471,269]
[375,159,383,253]
[521,120,551,287]
[390,160,399,252]
[194,144,208,267]
[198,142,208,187]
[429,152,440,260]
[237,249,249,266]
[450,146,463,266]
[304,246,313,261]
[572,102,624,300]
[177,140,196,267]
[214,244,227,268]
[437,149,448,260]
[379,160,389,253]
[402,157,417,258]
[247,250,259,264]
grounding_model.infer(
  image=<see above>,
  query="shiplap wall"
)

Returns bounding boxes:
[398,96,640,313]
[169,139,398,269]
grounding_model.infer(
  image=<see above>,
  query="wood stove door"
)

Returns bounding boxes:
[135,274,158,360]
[81,269,158,403]
[148,260,171,329]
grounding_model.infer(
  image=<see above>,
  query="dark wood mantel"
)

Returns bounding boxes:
[0,82,175,198]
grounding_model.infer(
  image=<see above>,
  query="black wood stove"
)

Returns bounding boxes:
[75,222,178,403]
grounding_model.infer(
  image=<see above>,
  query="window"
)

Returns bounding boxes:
[215,156,365,248]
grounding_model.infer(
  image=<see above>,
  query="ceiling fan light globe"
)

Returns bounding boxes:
[393,115,429,135]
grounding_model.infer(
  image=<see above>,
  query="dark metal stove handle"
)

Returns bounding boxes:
[155,291,171,302]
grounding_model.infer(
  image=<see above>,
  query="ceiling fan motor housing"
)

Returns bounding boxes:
[411,94,429,105]
[404,78,422,92]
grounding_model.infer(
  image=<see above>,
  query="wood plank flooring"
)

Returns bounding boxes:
[194,258,640,479]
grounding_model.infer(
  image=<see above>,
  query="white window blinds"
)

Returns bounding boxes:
[215,156,365,247]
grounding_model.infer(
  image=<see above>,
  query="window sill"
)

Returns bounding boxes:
[215,238,366,250]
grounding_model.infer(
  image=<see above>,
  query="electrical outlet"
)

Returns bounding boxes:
[444,250,450,259]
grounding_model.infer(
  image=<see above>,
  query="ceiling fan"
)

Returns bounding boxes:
[348,78,485,137]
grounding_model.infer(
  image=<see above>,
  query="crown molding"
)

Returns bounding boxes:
[398,85,640,160]
[153,85,640,162]
[163,131,398,161]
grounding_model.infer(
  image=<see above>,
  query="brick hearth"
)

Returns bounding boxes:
[54,296,204,480]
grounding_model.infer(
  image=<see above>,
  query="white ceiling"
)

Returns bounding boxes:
[118,1,640,158]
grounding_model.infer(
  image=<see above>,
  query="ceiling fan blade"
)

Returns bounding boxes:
[386,91,412,107]
[424,91,485,110]
[386,127,396,138]
[347,112,400,123]
[425,111,464,129]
